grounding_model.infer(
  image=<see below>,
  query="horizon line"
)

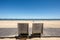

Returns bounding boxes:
[0,18,60,20]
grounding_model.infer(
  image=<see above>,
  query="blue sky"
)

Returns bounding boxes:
[0,0,60,19]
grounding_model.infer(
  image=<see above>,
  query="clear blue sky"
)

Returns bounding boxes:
[0,0,60,19]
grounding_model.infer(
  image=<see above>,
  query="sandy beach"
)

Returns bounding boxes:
[0,20,60,40]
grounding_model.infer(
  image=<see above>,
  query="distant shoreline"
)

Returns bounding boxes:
[0,19,60,21]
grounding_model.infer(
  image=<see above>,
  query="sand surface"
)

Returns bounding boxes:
[0,20,60,40]
[0,37,60,40]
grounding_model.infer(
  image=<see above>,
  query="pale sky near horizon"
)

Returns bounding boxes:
[0,0,60,19]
